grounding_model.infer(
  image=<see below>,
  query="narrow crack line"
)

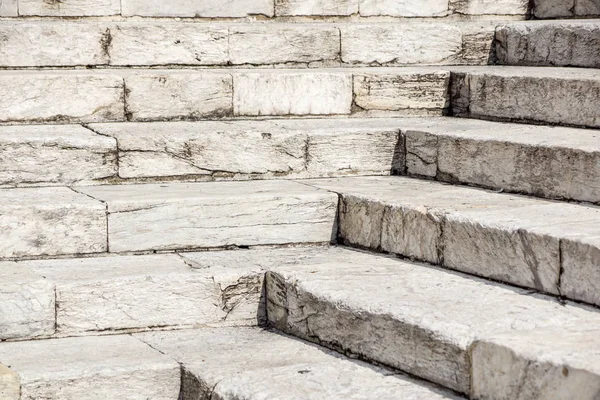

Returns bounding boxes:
[68,186,110,252]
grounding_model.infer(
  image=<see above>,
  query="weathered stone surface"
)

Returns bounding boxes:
[275,0,358,15]
[450,66,600,128]
[229,24,340,66]
[0,0,18,16]
[359,0,448,16]
[401,117,600,203]
[0,335,180,399]
[0,187,107,258]
[79,180,337,252]
[0,263,54,340]
[109,23,229,66]
[265,247,600,393]
[121,0,274,17]
[18,0,120,16]
[138,327,459,399]
[0,71,124,123]
[234,71,352,116]
[561,235,600,307]
[472,327,600,400]
[450,0,529,15]
[353,69,450,112]
[0,125,117,187]
[533,0,600,18]
[125,71,232,121]
[0,22,108,67]
[0,364,19,400]
[496,21,600,68]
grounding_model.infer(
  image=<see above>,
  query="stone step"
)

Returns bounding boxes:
[0,21,494,68]
[0,68,448,123]
[0,0,529,18]
[495,20,600,68]
[533,0,600,18]
[0,180,336,259]
[0,328,461,400]
[449,66,600,128]
[302,176,600,307]
[397,117,600,203]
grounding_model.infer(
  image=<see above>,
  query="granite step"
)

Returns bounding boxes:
[495,20,600,68]
[449,66,600,128]
[0,67,449,124]
[533,0,600,18]
[0,180,336,259]
[302,176,600,307]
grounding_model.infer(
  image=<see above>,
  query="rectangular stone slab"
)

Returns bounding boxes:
[79,180,337,252]
[121,0,274,17]
[18,0,120,16]
[0,0,17,16]
[449,0,529,15]
[0,335,180,399]
[0,124,117,187]
[0,187,107,258]
[275,0,358,15]
[533,0,600,18]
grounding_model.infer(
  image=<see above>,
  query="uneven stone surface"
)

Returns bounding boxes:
[449,0,529,15]
[0,335,180,399]
[0,187,107,259]
[400,117,600,203]
[121,0,274,17]
[18,0,120,16]
[533,0,600,18]
[264,246,600,393]
[450,66,600,128]
[472,327,600,400]
[0,125,117,187]
[275,0,358,16]
[496,20,600,68]
[138,327,460,399]
[79,180,337,252]
[0,263,54,340]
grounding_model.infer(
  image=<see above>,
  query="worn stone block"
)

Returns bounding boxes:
[275,0,358,15]
[359,0,448,16]
[18,0,120,15]
[450,0,529,15]
[121,0,274,17]
[534,0,600,18]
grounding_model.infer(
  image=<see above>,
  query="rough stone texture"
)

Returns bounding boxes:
[0,263,54,340]
[450,66,600,128]
[450,0,529,15]
[138,327,459,400]
[353,69,450,112]
[125,71,233,121]
[0,125,117,187]
[18,0,120,16]
[0,187,107,258]
[265,247,600,394]
[234,71,352,116]
[0,364,19,400]
[0,71,124,123]
[79,180,337,252]
[121,0,274,17]
[561,235,600,307]
[0,335,180,399]
[21,253,264,334]
[401,117,600,203]
[472,327,600,400]
[496,21,600,68]
[0,0,18,16]
[533,0,600,18]
[359,0,448,16]
[275,0,358,15]
[0,22,108,67]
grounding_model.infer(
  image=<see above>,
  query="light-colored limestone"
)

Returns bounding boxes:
[450,66,600,128]
[0,335,180,399]
[359,0,448,16]
[265,247,600,393]
[533,0,600,18]
[138,327,459,399]
[0,0,17,16]
[18,0,120,16]
[0,364,19,400]
[561,235,600,307]
[0,186,107,258]
[472,327,600,400]
[0,125,117,187]
[125,71,233,121]
[275,0,358,16]
[0,263,54,340]
[234,71,352,116]
[0,71,124,123]
[121,0,274,17]
[450,0,529,15]
[496,20,600,68]
[401,117,600,203]
[79,180,337,252]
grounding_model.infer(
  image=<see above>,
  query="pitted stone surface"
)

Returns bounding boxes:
[533,0,600,18]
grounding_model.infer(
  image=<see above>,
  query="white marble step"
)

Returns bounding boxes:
[0,21,494,67]
[449,66,600,128]
[302,176,600,307]
[495,20,600,68]
[0,67,448,123]
[533,0,600,18]
[0,180,336,259]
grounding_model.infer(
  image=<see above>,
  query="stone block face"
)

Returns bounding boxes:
[359,0,449,16]
[0,72,124,124]
[275,0,358,15]
[0,335,180,400]
[450,0,529,15]
[0,0,18,16]
[125,72,233,121]
[533,0,600,18]
[0,187,107,258]
[0,365,20,400]
[561,236,600,307]
[0,263,55,340]
[121,0,274,17]
[0,125,117,187]
[18,0,120,16]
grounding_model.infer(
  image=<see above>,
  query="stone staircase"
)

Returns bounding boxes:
[1,0,599,399]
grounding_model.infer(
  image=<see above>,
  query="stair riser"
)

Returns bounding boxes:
[533,0,600,18]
